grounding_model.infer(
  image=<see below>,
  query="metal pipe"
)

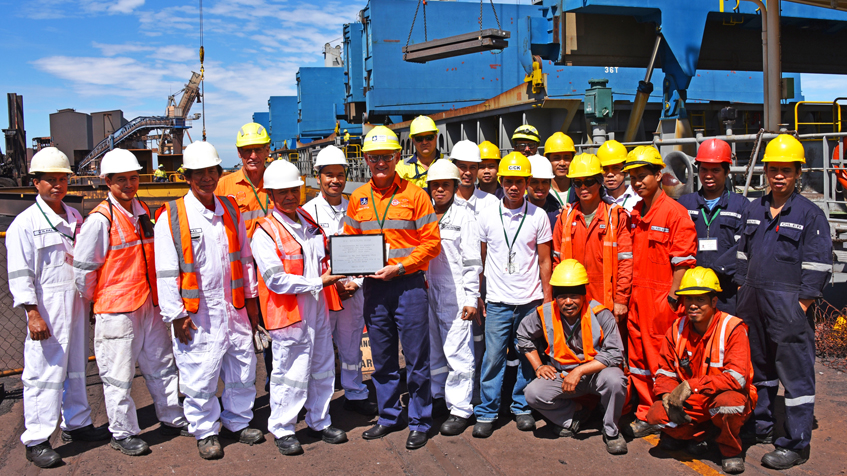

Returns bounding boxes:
[744,133,765,196]
[767,0,781,130]
[623,35,662,143]
[742,0,769,131]
[644,35,662,84]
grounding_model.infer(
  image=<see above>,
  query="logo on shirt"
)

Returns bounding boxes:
[650,226,669,233]
[746,219,761,226]
[236,191,247,201]
[190,228,203,240]
[359,197,368,206]
[391,199,401,206]
[440,223,461,231]
[33,228,56,236]
[307,226,321,235]
[721,211,741,219]
[781,222,804,231]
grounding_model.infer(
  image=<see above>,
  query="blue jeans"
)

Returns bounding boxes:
[474,300,541,423]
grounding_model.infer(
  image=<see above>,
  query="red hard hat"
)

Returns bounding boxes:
[695,138,732,164]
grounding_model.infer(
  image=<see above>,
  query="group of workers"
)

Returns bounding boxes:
[8,116,831,474]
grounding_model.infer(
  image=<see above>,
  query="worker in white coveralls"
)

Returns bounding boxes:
[154,141,263,460]
[304,145,378,416]
[252,159,348,456]
[6,147,110,469]
[425,159,482,436]
[73,149,188,457]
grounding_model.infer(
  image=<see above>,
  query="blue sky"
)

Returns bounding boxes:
[1,0,845,168]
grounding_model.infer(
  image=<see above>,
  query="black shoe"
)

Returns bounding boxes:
[109,436,149,456]
[61,424,111,442]
[603,431,628,455]
[740,427,773,445]
[197,436,223,460]
[406,431,427,450]
[275,435,303,456]
[219,426,264,445]
[722,456,745,474]
[658,433,687,452]
[307,426,348,444]
[567,407,591,436]
[343,398,379,416]
[432,398,449,418]
[515,414,536,432]
[629,419,660,438]
[440,415,470,436]
[686,439,709,456]
[549,423,575,438]
[761,446,810,470]
[25,442,62,468]
[472,421,494,438]
[362,423,403,440]
[159,423,191,437]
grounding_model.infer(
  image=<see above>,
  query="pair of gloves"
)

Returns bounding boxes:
[661,380,693,425]
[253,325,272,353]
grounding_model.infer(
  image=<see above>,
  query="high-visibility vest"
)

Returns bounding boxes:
[537,299,606,371]
[669,312,758,405]
[256,209,342,330]
[156,196,245,313]
[90,199,157,314]
[559,202,626,309]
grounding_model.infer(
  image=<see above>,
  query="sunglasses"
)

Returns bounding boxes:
[414,134,436,142]
[365,154,395,164]
[572,177,599,188]
[514,143,537,150]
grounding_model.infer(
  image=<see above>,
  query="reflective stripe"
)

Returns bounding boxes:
[451,370,474,380]
[431,365,450,376]
[724,369,746,388]
[552,251,561,258]
[231,278,244,289]
[506,359,520,367]
[617,252,633,260]
[168,201,193,273]
[671,255,695,265]
[802,262,831,272]
[541,302,556,362]
[343,216,361,230]
[710,406,745,416]
[72,260,100,271]
[756,379,779,387]
[22,379,64,390]
[784,395,815,406]
[341,362,361,371]
[224,379,257,389]
[311,370,335,380]
[415,213,437,228]
[143,366,178,381]
[229,251,242,262]
[709,316,733,368]
[8,269,35,279]
[360,219,416,231]
[629,367,652,376]
[110,239,142,251]
[737,251,748,261]
[101,375,133,389]
[655,369,677,379]
[157,269,180,278]
[68,371,86,379]
[463,259,482,266]
[270,374,309,389]
[473,335,484,342]
[262,266,284,282]
[241,209,266,222]
[388,247,414,259]
[180,383,216,399]
[181,288,200,299]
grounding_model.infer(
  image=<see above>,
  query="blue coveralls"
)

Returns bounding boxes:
[735,191,832,450]
[678,189,749,314]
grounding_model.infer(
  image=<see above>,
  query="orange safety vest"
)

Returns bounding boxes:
[156,196,246,313]
[669,312,758,406]
[559,202,626,309]
[255,209,342,330]
[90,199,157,314]
[537,299,606,371]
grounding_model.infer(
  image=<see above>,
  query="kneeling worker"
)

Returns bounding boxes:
[253,160,347,455]
[646,267,755,474]
[519,260,628,455]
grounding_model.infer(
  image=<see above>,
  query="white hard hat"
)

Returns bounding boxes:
[183,141,222,170]
[426,159,461,182]
[30,147,72,174]
[264,159,304,190]
[448,140,481,163]
[99,149,142,178]
[528,154,555,179]
[313,145,348,172]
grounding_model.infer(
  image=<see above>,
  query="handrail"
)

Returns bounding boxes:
[794,100,842,133]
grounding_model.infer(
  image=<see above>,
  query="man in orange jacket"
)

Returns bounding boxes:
[552,153,632,324]
[624,146,698,437]
[344,126,441,450]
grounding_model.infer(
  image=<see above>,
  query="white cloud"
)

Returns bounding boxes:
[83,0,145,15]
[801,74,847,101]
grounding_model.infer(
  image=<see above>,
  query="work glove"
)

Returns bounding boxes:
[253,324,272,353]
[663,381,693,426]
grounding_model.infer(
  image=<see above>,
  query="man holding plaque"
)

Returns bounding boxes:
[344,126,441,450]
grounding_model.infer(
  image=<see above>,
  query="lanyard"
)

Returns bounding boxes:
[36,201,76,242]
[243,173,269,215]
[701,207,722,228]
[551,188,567,207]
[437,202,454,225]
[620,195,630,208]
[370,186,399,231]
[499,200,528,255]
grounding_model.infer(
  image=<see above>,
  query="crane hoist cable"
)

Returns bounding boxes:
[199,0,206,142]
[405,0,502,52]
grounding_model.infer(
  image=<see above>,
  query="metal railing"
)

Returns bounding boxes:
[794,100,842,134]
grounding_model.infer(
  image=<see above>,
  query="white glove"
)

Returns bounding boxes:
[253,324,272,353]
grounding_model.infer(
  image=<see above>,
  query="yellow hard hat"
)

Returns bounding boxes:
[236,122,271,148]
[622,145,665,172]
[762,134,805,164]
[362,126,401,153]
[550,259,589,287]
[544,132,575,155]
[676,267,723,295]
[479,141,501,160]
[567,153,603,178]
[498,152,532,177]
[409,115,438,137]
[512,124,540,143]
[597,140,628,166]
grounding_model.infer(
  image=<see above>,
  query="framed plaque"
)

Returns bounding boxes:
[329,234,387,275]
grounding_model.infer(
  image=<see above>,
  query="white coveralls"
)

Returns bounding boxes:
[74,194,187,439]
[252,209,335,438]
[426,200,482,418]
[7,196,93,447]
[305,194,368,400]
[154,191,258,441]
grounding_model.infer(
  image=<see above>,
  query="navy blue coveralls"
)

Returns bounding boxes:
[678,189,750,314]
[735,191,832,450]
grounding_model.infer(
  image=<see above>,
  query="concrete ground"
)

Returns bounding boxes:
[1,359,845,476]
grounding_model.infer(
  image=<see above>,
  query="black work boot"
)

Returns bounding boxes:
[109,435,149,456]
[159,423,191,437]
[61,424,111,442]
[603,431,628,455]
[658,433,686,452]
[472,421,494,438]
[25,442,62,468]
[343,398,379,416]
[275,435,303,456]
[219,426,265,445]
[722,456,745,474]
[515,414,536,431]
[761,446,810,470]
[628,418,660,438]
[440,415,470,436]
[307,426,348,444]
[197,435,223,460]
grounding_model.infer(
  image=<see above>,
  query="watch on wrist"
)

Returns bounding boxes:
[397,262,406,276]
[667,295,679,307]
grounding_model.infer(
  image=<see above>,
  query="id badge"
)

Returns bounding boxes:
[698,238,718,252]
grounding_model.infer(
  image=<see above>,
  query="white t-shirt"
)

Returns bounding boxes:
[478,198,552,305]
[455,187,500,217]
[604,184,640,213]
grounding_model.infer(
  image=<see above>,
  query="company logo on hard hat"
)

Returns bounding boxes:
[508,165,521,170]
[372,135,386,142]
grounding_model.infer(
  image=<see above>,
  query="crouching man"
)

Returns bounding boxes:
[646,267,756,474]
[518,260,628,455]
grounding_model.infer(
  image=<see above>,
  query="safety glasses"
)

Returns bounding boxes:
[514,143,537,151]
[365,154,395,164]
[572,177,599,188]
[414,134,436,143]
